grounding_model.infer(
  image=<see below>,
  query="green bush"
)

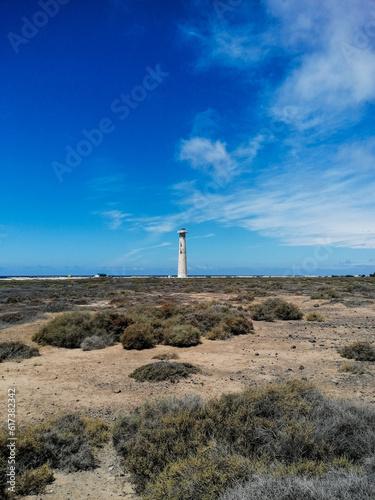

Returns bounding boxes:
[206,313,254,340]
[164,325,201,347]
[0,414,109,496]
[153,352,179,360]
[32,311,132,348]
[206,324,232,340]
[224,313,254,335]
[250,299,302,321]
[274,301,303,320]
[15,464,54,496]
[306,311,325,322]
[129,361,200,382]
[113,380,375,498]
[339,342,375,362]
[120,322,157,350]
[0,342,39,362]
[311,288,339,300]
[90,311,133,341]
[143,446,251,500]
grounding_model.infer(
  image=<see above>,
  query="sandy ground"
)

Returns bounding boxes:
[1,294,374,499]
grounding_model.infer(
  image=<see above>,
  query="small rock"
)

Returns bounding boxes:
[114,389,121,394]
[299,365,305,370]
[291,345,296,349]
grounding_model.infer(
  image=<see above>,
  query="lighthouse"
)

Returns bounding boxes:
[177,227,188,278]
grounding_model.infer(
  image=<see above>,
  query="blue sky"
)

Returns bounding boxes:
[1,0,375,276]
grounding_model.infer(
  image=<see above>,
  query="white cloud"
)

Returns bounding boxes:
[113,242,171,263]
[179,137,235,183]
[100,210,130,229]
[270,0,375,132]
[170,138,375,248]
[132,1,375,251]
[189,233,215,239]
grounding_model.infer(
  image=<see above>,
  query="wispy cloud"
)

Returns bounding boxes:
[113,242,172,263]
[127,1,375,250]
[99,210,131,229]
[190,233,215,239]
[168,0,375,249]
[89,174,125,193]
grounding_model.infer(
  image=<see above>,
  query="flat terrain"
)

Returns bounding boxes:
[0,277,374,499]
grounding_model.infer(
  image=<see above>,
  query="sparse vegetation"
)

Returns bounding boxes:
[311,288,339,300]
[129,361,201,382]
[32,311,132,348]
[0,341,39,362]
[339,361,366,375]
[306,311,326,322]
[2,276,375,497]
[0,413,109,497]
[164,324,201,347]
[153,352,179,360]
[113,380,375,499]
[120,322,157,350]
[250,298,303,321]
[339,341,375,362]
[219,470,375,500]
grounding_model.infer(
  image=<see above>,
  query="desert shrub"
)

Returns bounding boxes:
[90,311,133,341]
[15,464,54,496]
[274,301,303,320]
[128,304,165,322]
[153,352,179,360]
[206,324,233,340]
[249,302,276,321]
[160,301,177,317]
[339,361,366,375]
[183,307,223,333]
[219,470,375,500]
[147,318,170,344]
[0,312,23,323]
[0,342,39,362]
[129,361,200,382]
[206,314,254,340]
[181,304,253,340]
[113,380,375,497]
[235,291,255,303]
[33,311,132,348]
[339,341,375,362]
[0,414,109,496]
[164,324,201,347]
[311,288,339,300]
[120,322,157,350]
[81,335,114,351]
[32,312,95,348]
[250,299,302,321]
[224,313,254,335]
[45,300,72,312]
[306,311,326,322]
[143,446,252,500]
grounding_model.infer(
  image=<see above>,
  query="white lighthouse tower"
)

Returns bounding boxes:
[177,227,188,278]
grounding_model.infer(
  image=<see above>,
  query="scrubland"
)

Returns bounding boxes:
[0,276,374,499]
